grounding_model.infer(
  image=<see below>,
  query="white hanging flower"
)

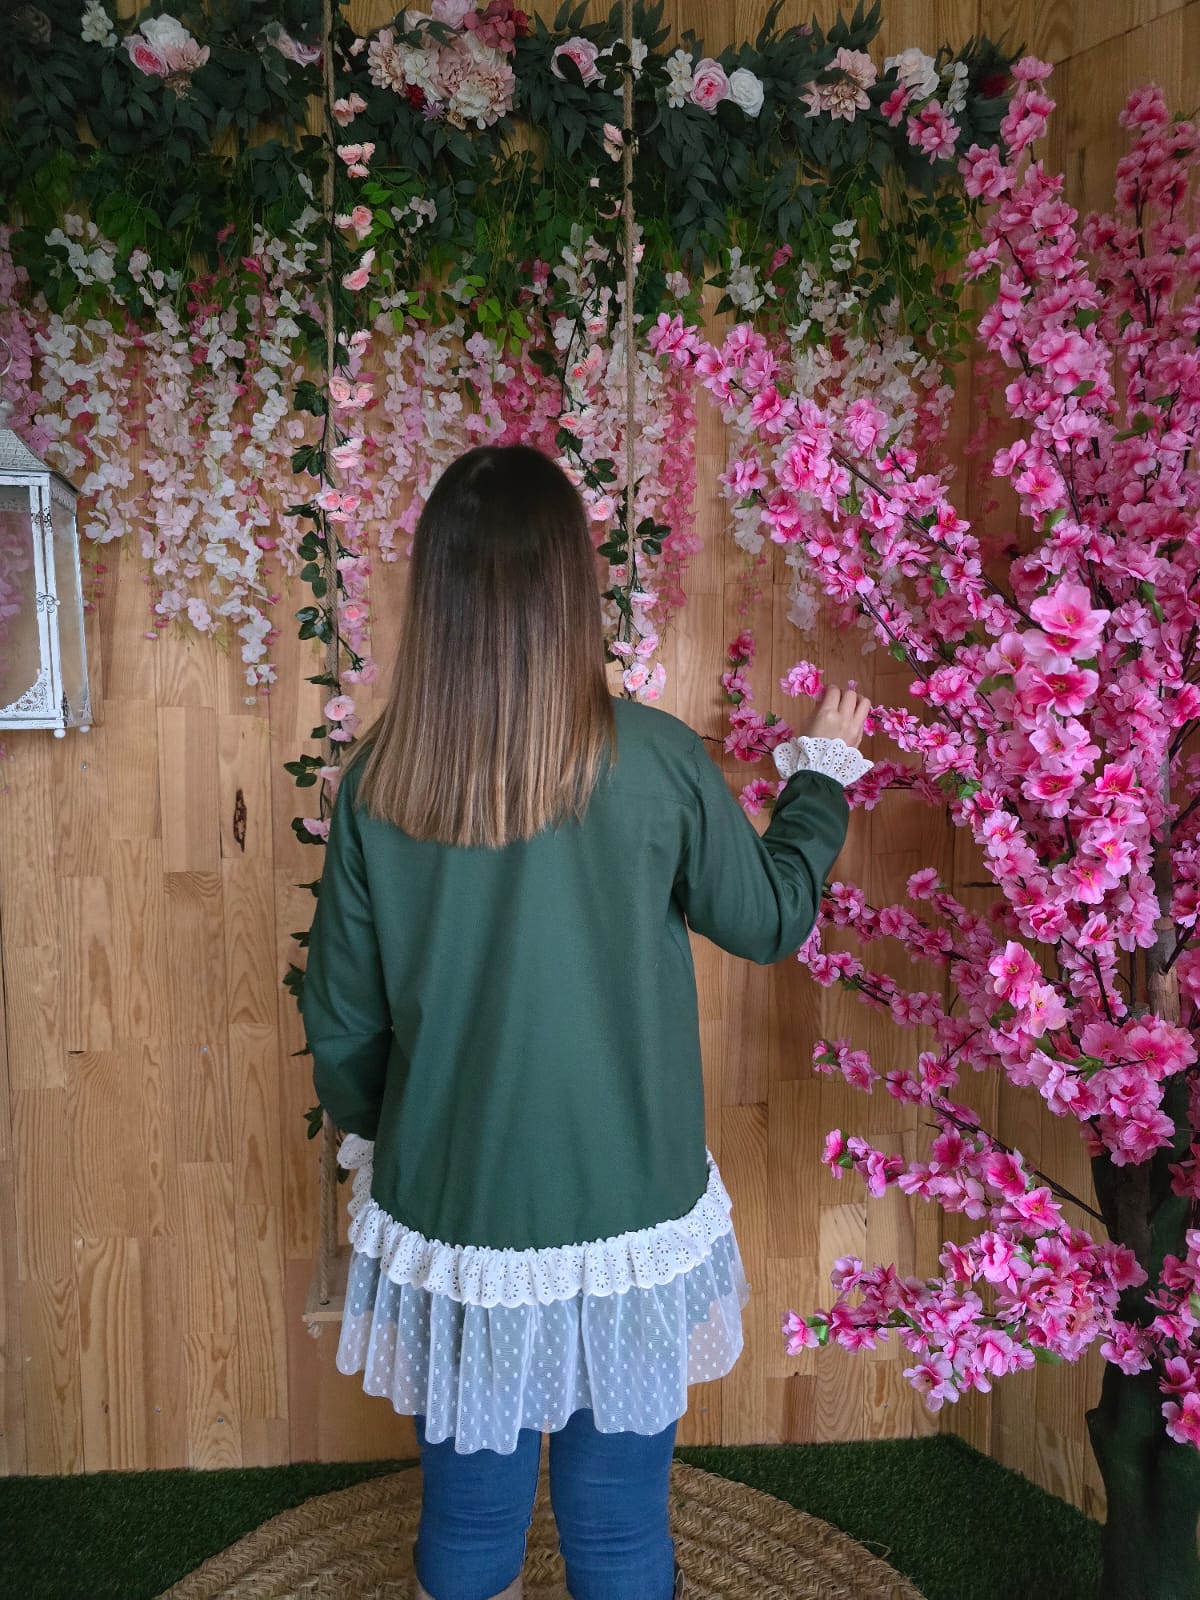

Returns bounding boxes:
[944,59,969,116]
[81,0,117,47]
[664,47,694,109]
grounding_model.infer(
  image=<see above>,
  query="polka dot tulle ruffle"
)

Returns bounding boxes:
[336,1224,749,1454]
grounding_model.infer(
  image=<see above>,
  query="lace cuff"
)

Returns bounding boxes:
[773,735,873,788]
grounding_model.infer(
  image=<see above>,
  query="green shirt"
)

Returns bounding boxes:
[301,698,848,1252]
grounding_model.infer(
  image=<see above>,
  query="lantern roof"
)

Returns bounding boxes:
[0,421,78,495]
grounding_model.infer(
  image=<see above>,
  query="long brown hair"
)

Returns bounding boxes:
[358,445,616,848]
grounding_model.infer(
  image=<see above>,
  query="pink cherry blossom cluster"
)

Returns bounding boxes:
[656,64,1200,1441]
[785,1115,1147,1411]
[650,262,951,644]
[719,631,793,802]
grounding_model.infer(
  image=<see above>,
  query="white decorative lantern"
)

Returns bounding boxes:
[0,405,92,738]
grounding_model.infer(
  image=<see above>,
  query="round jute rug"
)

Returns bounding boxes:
[158,1461,925,1600]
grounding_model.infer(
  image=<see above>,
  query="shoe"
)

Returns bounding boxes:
[414,1578,522,1600]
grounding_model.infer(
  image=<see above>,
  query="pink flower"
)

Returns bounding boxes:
[551,36,600,86]
[907,102,959,163]
[342,247,375,291]
[740,778,781,816]
[432,0,475,24]
[267,27,322,66]
[984,1152,1028,1202]
[781,662,824,698]
[1029,583,1108,658]
[988,941,1041,1005]
[783,1311,821,1353]
[337,143,376,176]
[1164,1393,1200,1447]
[802,49,875,122]
[1018,655,1098,716]
[124,36,169,75]
[333,92,368,125]
[881,85,910,126]
[690,58,730,113]
[324,695,356,722]
[904,1353,959,1411]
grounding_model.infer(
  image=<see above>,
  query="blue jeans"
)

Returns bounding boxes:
[414,1409,678,1600]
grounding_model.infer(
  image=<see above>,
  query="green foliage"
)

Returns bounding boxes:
[1,0,1015,352]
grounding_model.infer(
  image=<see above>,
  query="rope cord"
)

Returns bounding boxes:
[314,0,339,1321]
[621,0,637,605]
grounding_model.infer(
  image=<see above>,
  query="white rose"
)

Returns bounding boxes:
[884,47,939,101]
[139,13,192,51]
[727,67,764,118]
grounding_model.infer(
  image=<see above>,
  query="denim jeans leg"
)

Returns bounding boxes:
[413,1416,542,1600]
[548,1409,678,1600]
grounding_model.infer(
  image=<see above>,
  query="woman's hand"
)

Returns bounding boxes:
[804,686,871,749]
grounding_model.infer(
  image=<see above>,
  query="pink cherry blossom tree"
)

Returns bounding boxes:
[656,61,1200,1599]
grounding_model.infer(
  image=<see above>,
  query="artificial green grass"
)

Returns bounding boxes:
[0,1436,1099,1600]
[0,1456,417,1600]
[677,1435,1101,1600]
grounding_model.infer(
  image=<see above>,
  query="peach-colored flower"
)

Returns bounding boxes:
[802,47,876,122]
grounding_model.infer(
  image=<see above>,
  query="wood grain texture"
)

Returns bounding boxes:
[1,0,1191,1507]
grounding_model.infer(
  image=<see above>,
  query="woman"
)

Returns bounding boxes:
[301,444,871,1600]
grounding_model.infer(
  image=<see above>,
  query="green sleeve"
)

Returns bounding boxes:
[300,775,392,1139]
[675,742,849,965]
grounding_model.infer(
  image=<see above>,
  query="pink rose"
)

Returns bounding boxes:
[342,247,375,291]
[333,93,368,125]
[551,36,600,86]
[124,37,168,75]
[324,695,356,722]
[432,0,475,24]
[690,58,729,113]
[268,28,321,66]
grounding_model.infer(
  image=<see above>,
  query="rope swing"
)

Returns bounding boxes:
[621,0,637,564]
[305,0,349,1334]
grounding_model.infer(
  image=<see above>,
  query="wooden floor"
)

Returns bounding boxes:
[2,1,1197,1522]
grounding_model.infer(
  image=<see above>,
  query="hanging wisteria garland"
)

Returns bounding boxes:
[0,2,1015,693]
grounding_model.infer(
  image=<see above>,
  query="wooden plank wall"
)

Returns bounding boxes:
[1,0,1196,1519]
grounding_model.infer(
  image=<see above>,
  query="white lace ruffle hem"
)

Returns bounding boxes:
[334,1138,749,1453]
[338,1134,740,1308]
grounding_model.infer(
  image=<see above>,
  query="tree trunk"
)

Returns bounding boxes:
[1088,1363,1200,1599]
